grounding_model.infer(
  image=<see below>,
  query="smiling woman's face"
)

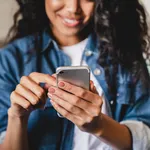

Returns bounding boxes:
[45,0,95,39]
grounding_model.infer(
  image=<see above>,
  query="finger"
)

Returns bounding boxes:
[48,87,98,115]
[43,83,50,91]
[15,84,42,106]
[50,99,81,125]
[90,80,94,91]
[10,91,33,111]
[93,86,99,94]
[49,94,88,118]
[52,74,56,78]
[43,74,56,91]
[20,76,46,102]
[57,81,102,105]
[28,72,56,86]
[90,82,99,94]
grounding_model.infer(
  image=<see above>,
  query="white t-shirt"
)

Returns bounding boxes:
[61,39,112,150]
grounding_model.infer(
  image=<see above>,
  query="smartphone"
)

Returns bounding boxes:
[56,66,90,118]
[56,66,90,90]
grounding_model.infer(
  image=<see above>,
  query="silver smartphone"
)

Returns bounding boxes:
[56,66,90,118]
[56,66,90,90]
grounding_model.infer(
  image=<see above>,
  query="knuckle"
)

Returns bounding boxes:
[99,100,103,106]
[52,74,56,78]
[90,80,94,85]
[33,97,40,104]
[45,74,51,80]
[101,99,103,105]
[68,105,75,112]
[37,89,45,99]
[15,84,21,91]
[79,121,86,127]
[10,91,16,101]
[86,117,93,124]
[78,122,83,127]
[78,89,86,97]
[74,98,81,105]
[20,76,28,84]
[63,111,69,118]
[45,74,51,78]
[29,72,37,78]
[79,117,93,127]
[24,102,31,109]
[94,108,101,117]
[66,84,72,91]
[57,91,63,98]
[97,97,103,106]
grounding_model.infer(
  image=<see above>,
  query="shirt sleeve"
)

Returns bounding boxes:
[0,47,19,134]
[120,120,150,150]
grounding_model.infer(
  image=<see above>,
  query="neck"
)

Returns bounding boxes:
[51,25,92,47]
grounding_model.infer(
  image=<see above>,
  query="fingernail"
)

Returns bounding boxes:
[48,93,52,98]
[49,88,55,94]
[58,82,65,87]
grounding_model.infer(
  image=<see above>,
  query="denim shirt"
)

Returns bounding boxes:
[0,30,150,150]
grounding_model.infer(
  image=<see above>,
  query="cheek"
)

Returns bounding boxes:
[45,0,63,12]
[45,0,63,23]
[82,3,95,19]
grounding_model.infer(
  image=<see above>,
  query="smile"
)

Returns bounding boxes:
[60,16,83,27]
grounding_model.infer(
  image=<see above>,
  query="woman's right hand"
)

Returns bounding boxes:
[9,72,56,118]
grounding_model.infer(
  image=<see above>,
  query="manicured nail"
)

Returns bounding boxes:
[58,82,65,87]
[49,88,55,94]
[48,93,52,98]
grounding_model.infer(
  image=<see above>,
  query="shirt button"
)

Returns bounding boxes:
[94,68,101,75]
[117,93,120,97]
[110,100,114,105]
[85,51,92,56]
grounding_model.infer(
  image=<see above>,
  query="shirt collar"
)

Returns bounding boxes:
[41,28,53,52]
[41,28,99,54]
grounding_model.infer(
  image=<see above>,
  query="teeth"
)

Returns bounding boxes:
[64,18,78,24]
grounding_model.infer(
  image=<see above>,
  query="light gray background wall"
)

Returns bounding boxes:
[0,0,18,41]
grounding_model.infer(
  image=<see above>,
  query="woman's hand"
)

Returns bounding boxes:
[9,72,56,118]
[48,80,103,135]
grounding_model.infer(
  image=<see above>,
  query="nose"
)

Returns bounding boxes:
[66,0,81,14]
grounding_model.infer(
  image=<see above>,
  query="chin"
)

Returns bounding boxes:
[60,26,86,36]
[59,30,81,37]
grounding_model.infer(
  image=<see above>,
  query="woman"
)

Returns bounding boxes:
[0,0,150,149]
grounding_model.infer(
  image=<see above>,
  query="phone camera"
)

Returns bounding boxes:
[59,71,64,74]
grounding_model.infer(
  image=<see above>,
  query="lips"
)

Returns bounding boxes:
[59,15,83,27]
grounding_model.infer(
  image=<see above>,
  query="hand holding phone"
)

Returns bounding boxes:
[48,66,103,135]
[56,66,90,117]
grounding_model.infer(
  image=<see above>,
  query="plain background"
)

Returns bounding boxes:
[0,0,18,41]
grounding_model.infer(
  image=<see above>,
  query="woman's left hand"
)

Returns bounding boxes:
[47,80,103,136]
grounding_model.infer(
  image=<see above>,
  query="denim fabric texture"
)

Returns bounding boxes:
[0,30,150,150]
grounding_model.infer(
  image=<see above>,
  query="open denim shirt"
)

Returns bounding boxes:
[0,30,150,150]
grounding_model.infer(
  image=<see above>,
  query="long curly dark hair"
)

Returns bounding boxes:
[4,0,150,95]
